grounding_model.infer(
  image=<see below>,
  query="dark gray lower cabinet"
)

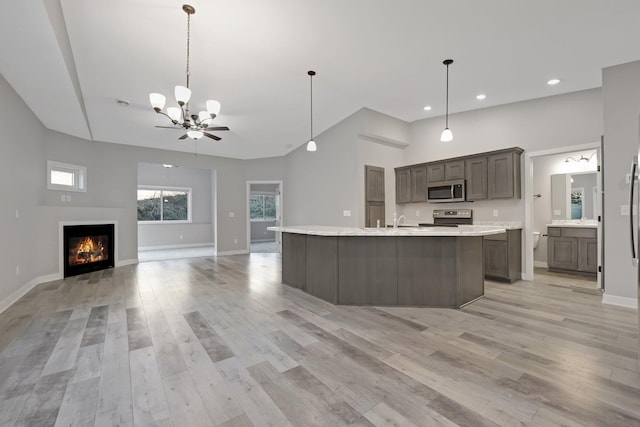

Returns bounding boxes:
[282,232,306,290]
[306,235,338,303]
[483,229,522,282]
[547,226,597,274]
[280,233,485,307]
[338,237,397,305]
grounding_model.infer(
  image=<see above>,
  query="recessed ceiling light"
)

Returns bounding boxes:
[116,99,130,107]
[162,164,176,168]
[476,94,486,100]
[547,78,560,86]
[423,106,432,111]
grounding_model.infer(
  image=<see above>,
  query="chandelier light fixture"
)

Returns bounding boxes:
[149,4,229,141]
[440,59,454,142]
[306,70,317,152]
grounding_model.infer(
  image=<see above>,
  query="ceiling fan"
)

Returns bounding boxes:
[149,4,230,142]
[154,123,230,141]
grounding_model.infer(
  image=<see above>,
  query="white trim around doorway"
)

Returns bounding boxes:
[246,180,283,253]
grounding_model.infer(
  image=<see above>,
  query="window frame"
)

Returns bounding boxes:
[47,160,87,192]
[137,185,192,224]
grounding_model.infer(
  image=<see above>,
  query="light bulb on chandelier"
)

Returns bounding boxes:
[149,5,229,143]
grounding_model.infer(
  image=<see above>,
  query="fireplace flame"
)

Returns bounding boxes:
[73,237,105,264]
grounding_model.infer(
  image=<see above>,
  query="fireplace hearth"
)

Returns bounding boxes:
[63,224,115,277]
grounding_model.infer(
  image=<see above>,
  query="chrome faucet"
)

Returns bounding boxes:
[393,214,406,228]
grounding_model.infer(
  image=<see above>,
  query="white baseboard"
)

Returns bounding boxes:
[138,243,214,251]
[216,249,250,256]
[602,293,638,309]
[0,271,64,314]
[533,260,548,268]
[0,278,39,314]
[251,239,276,243]
[117,258,138,267]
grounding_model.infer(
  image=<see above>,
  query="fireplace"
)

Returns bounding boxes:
[63,224,115,277]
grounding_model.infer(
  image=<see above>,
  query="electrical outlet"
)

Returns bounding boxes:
[60,194,66,202]
[229,211,235,218]
[233,238,238,244]
[621,204,630,216]
[15,265,19,276]
[415,210,420,217]
[66,194,71,202]
[15,209,19,219]
[492,209,499,217]
[179,235,184,240]
[343,210,351,217]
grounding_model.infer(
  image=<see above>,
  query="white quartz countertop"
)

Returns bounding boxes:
[546,222,597,228]
[268,225,506,237]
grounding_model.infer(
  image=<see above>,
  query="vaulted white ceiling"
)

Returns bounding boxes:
[1,0,639,159]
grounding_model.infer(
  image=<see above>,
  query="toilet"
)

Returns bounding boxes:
[533,231,541,249]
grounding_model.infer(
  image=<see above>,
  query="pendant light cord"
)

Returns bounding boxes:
[445,61,449,128]
[309,71,314,140]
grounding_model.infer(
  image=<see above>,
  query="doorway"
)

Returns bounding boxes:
[247,181,282,253]
[524,143,602,290]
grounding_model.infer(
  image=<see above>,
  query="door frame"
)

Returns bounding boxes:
[246,180,283,253]
[523,141,602,288]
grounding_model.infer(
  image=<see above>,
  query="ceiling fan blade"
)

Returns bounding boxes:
[178,134,188,140]
[204,133,221,141]
[155,125,183,130]
[205,126,230,131]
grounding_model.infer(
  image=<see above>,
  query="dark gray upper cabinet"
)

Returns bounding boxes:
[427,160,465,183]
[395,167,411,203]
[465,156,488,200]
[395,147,523,204]
[410,165,427,202]
[488,150,522,199]
[395,165,427,203]
[445,160,465,180]
[426,163,445,183]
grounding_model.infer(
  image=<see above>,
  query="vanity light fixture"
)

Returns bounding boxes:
[547,78,561,86]
[440,59,454,142]
[565,152,596,163]
[423,105,432,111]
[476,94,486,100]
[306,70,317,152]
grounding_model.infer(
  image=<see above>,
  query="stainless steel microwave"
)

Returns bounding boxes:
[426,179,466,203]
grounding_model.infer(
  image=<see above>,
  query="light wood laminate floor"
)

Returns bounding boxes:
[0,254,638,426]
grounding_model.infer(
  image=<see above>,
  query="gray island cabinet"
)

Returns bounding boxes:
[273,226,506,308]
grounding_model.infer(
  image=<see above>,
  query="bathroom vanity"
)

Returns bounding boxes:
[547,224,597,274]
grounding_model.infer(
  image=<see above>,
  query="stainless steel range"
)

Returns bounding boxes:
[419,209,473,227]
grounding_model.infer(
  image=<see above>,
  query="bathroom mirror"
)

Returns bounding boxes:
[550,172,597,220]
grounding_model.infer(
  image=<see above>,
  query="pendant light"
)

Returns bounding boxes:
[440,59,454,142]
[306,70,317,152]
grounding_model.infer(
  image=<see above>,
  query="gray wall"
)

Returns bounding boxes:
[0,72,46,306]
[602,60,640,306]
[284,108,408,228]
[137,162,213,249]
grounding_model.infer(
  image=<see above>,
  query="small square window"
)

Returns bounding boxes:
[47,161,86,192]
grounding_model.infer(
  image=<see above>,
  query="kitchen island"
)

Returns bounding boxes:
[269,225,505,308]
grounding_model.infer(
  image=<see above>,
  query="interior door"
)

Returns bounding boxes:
[365,165,385,227]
